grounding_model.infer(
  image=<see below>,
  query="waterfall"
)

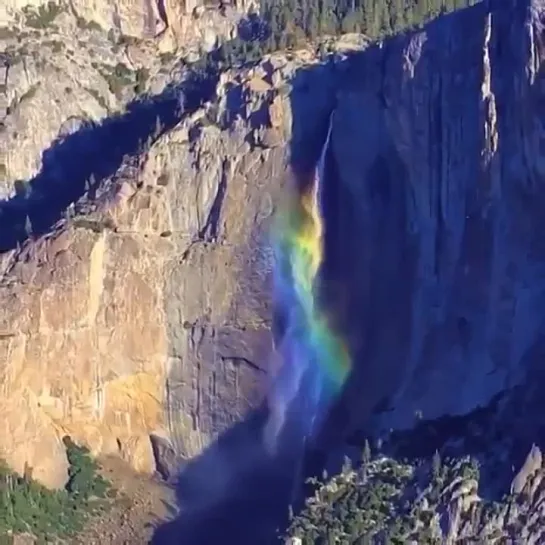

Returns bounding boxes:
[263,113,350,456]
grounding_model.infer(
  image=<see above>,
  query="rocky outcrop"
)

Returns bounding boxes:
[0,0,249,59]
[0,1,259,198]
[427,445,545,543]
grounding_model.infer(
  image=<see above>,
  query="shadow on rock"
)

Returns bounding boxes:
[0,70,218,253]
[150,405,314,545]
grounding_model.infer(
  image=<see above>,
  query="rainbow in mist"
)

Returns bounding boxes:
[263,118,351,453]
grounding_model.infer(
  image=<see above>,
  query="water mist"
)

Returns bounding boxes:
[263,113,351,457]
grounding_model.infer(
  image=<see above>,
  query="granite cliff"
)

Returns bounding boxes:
[0,0,291,488]
[0,0,253,53]
[318,0,545,454]
[152,1,545,543]
[3,2,545,542]
[0,0,369,491]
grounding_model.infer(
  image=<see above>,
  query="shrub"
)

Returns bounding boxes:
[0,437,114,543]
[23,2,63,29]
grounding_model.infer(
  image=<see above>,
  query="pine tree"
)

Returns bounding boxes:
[432,450,442,480]
[362,439,371,465]
[342,455,352,474]
[391,0,407,32]
[24,215,32,237]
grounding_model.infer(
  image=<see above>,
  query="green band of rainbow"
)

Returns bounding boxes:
[268,123,351,442]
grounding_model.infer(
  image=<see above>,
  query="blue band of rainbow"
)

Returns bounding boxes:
[267,117,350,445]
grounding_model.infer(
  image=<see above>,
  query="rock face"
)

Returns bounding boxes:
[314,0,545,450]
[0,9,333,483]
[0,0,250,200]
[0,0,248,61]
[2,0,545,498]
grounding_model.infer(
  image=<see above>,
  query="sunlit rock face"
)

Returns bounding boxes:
[0,0,246,55]
[0,37,317,486]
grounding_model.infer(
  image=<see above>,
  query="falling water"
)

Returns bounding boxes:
[263,113,351,456]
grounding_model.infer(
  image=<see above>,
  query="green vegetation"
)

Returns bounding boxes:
[0,437,113,544]
[44,39,65,53]
[23,1,64,29]
[284,448,491,544]
[72,216,117,233]
[190,0,481,70]
[110,33,141,54]
[260,0,480,44]
[19,83,41,105]
[0,28,17,41]
[88,62,149,98]
[75,16,103,32]
[97,62,144,98]
[86,87,109,111]
[159,52,176,65]
[134,67,150,95]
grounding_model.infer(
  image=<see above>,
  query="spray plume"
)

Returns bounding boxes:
[264,116,351,454]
